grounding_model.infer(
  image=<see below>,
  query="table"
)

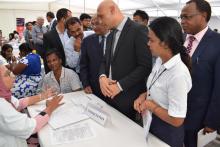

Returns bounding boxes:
[28,91,170,147]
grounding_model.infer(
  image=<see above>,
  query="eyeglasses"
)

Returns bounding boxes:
[178,13,200,20]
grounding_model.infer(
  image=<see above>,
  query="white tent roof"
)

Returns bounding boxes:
[0,0,220,17]
[0,0,220,37]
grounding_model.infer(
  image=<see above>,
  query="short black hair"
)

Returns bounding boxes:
[1,44,13,57]
[214,28,218,32]
[45,49,61,60]
[65,17,81,29]
[25,22,32,27]
[19,43,32,54]
[9,33,14,41]
[32,21,36,25]
[46,11,55,19]
[186,0,211,22]
[56,8,71,22]
[133,10,149,21]
[13,30,19,35]
[79,13,92,21]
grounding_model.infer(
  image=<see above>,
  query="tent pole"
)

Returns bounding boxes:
[84,0,85,13]
[177,0,181,19]
[150,0,166,16]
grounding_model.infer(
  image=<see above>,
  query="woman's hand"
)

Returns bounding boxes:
[134,92,147,113]
[45,95,64,116]
[41,87,56,100]
[11,56,17,63]
[139,99,158,114]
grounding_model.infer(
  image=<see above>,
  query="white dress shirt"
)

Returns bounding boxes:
[184,26,208,57]
[108,17,128,91]
[147,54,192,117]
[49,18,56,31]
[64,31,94,71]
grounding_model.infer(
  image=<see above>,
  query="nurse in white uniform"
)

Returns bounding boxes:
[0,64,63,147]
[134,17,192,147]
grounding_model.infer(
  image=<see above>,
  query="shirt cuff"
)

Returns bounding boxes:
[18,97,29,111]
[117,82,123,91]
[33,114,49,134]
[99,74,107,78]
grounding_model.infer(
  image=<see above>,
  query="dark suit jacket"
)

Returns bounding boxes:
[185,28,220,130]
[51,20,57,31]
[99,18,152,120]
[80,34,105,99]
[43,29,66,73]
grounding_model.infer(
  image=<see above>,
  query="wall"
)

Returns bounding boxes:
[209,16,220,32]
[0,2,49,38]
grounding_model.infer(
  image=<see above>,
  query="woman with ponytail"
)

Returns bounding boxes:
[134,17,192,147]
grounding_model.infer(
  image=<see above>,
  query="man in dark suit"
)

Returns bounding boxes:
[97,1,152,121]
[43,8,72,73]
[180,1,220,146]
[80,16,109,101]
[46,11,57,31]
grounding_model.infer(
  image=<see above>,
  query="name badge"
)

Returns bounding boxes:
[85,103,108,126]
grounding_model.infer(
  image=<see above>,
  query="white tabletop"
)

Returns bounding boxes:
[28,91,170,147]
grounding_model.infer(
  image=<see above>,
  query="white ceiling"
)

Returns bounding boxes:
[1,0,220,16]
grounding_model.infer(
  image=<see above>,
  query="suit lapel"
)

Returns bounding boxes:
[54,29,64,51]
[94,35,103,57]
[112,18,131,62]
[192,28,212,62]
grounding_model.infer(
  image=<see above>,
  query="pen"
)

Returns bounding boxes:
[86,95,92,100]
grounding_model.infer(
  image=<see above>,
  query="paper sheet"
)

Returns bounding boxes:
[142,110,152,140]
[197,129,217,147]
[50,122,96,145]
[48,103,89,129]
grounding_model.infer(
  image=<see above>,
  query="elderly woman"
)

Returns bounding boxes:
[42,49,81,94]
[11,43,42,99]
[0,64,63,147]
[134,17,192,147]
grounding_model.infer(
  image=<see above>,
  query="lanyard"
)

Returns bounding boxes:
[148,68,167,93]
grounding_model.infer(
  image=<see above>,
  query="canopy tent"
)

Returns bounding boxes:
[0,0,220,36]
[1,0,220,16]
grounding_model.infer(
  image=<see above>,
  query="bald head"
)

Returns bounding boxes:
[97,0,124,29]
[98,0,117,10]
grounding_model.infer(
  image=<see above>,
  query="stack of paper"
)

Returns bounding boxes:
[50,122,96,145]
[48,103,89,129]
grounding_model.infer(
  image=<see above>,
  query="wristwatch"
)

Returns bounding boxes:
[39,111,47,116]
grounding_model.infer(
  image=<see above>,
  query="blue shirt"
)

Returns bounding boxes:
[20,53,41,75]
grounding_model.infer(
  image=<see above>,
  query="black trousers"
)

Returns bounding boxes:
[150,114,184,147]
[184,130,198,147]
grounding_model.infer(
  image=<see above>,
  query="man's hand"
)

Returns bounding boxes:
[84,86,93,94]
[74,37,82,52]
[99,76,112,97]
[203,127,215,135]
[109,83,121,99]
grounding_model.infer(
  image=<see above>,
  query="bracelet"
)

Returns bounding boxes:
[151,105,160,113]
